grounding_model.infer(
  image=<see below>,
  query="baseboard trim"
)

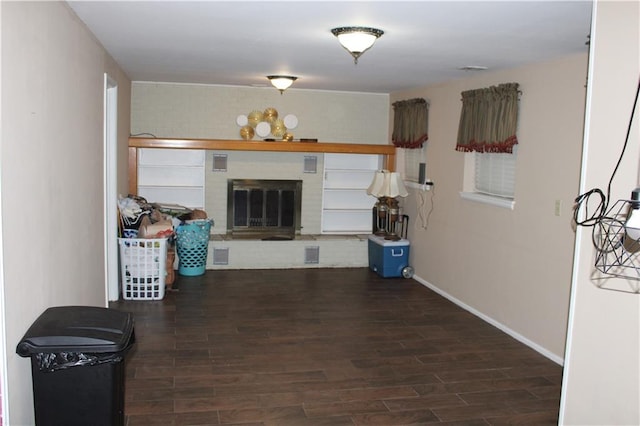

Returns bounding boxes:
[412,274,564,366]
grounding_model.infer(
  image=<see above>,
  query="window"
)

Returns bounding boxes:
[404,145,426,183]
[391,98,429,184]
[475,145,517,198]
[460,147,517,209]
[456,83,520,208]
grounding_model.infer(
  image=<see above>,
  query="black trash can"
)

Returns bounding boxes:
[16,306,135,426]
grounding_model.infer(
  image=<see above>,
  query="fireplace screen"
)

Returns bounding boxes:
[227,179,302,239]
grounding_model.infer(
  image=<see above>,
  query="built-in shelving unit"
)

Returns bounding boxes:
[128,137,396,195]
[322,153,380,234]
[137,148,205,209]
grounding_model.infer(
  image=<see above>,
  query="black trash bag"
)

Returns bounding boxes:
[35,351,125,372]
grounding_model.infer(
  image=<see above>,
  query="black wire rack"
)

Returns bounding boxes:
[594,198,640,291]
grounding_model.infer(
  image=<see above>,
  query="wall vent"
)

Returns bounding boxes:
[213,154,228,172]
[303,156,318,173]
[304,246,320,264]
[212,247,229,265]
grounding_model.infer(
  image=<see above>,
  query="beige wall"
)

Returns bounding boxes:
[131,82,389,144]
[561,1,640,424]
[391,53,588,361]
[0,2,131,424]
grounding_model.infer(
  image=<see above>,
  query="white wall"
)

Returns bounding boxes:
[0,2,131,424]
[390,52,588,361]
[561,1,640,424]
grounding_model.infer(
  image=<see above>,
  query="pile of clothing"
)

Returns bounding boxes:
[118,195,208,239]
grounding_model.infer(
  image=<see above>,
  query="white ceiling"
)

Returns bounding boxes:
[68,1,593,94]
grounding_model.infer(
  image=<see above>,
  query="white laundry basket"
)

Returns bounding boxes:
[118,238,167,300]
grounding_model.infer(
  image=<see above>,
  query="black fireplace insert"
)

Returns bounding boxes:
[227,179,302,239]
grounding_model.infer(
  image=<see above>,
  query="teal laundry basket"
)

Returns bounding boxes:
[176,219,213,276]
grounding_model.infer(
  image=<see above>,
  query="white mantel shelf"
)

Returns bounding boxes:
[128,137,396,195]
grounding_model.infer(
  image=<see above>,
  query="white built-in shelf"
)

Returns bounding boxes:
[137,148,205,209]
[322,153,379,234]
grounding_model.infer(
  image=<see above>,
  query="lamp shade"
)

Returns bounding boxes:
[337,32,376,53]
[267,75,297,94]
[367,171,386,197]
[331,27,384,64]
[385,172,409,198]
[367,170,408,198]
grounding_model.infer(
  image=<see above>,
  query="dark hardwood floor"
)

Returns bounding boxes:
[111,268,562,426]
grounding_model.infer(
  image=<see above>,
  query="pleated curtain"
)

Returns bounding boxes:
[392,98,429,149]
[455,82,520,153]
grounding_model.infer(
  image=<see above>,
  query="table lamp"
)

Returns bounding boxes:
[367,170,408,239]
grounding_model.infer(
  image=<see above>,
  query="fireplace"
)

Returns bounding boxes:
[227,179,302,239]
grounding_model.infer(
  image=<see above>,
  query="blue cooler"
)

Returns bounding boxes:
[368,234,412,278]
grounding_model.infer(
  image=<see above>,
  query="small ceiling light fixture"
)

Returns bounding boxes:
[267,75,298,94]
[458,65,489,71]
[331,26,384,64]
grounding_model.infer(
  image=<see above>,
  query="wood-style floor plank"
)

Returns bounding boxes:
[111,268,562,425]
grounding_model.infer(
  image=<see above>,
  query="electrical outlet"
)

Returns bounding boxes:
[424,179,434,191]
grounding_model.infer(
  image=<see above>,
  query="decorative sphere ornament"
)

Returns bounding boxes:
[263,107,279,123]
[239,125,254,140]
[282,132,294,142]
[247,110,264,128]
[236,114,248,127]
[270,118,286,138]
[256,121,271,138]
[283,114,298,129]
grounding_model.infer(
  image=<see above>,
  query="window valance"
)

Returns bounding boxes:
[455,82,520,153]
[392,98,429,149]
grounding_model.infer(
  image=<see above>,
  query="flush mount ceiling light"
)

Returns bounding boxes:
[267,75,298,94]
[331,26,384,64]
[458,65,489,71]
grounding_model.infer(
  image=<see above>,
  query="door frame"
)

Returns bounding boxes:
[104,74,119,302]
